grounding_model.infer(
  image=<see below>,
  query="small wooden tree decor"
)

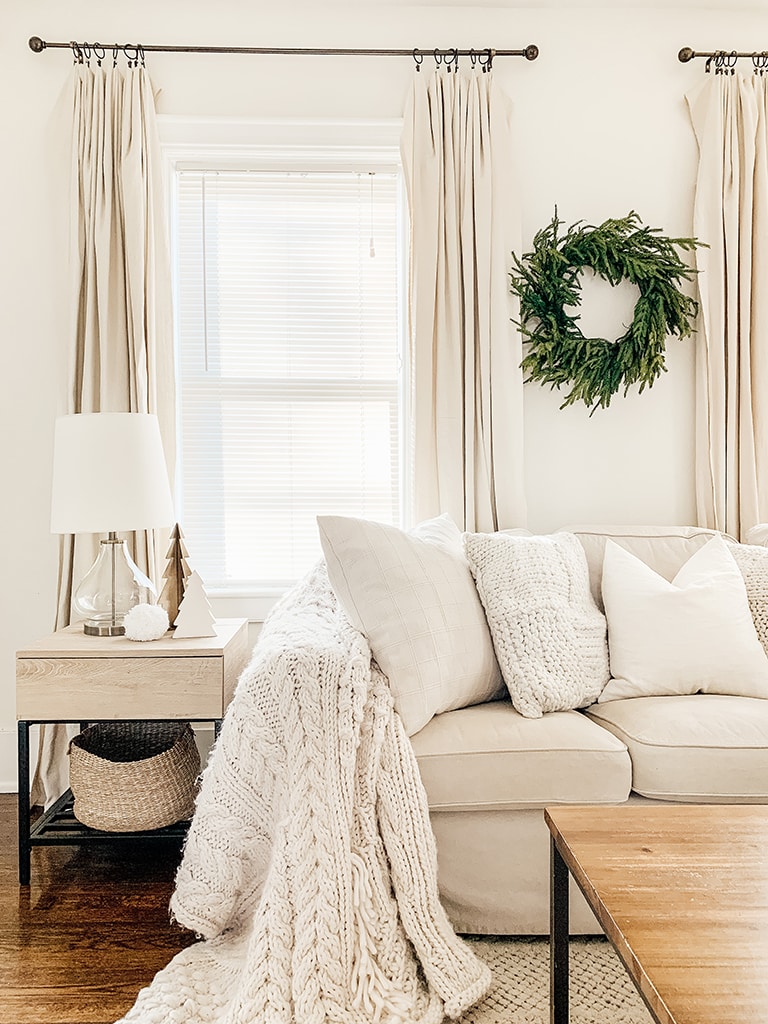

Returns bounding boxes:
[173,570,216,638]
[158,524,191,626]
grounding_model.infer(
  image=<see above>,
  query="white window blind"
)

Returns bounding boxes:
[174,163,404,593]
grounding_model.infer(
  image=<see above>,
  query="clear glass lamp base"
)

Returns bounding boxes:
[73,534,155,636]
[83,619,127,638]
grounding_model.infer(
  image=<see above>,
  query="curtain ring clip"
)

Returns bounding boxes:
[412,48,423,72]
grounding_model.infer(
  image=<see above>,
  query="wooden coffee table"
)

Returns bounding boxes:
[545,804,768,1024]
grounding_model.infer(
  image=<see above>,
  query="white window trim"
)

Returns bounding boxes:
[159,116,409,623]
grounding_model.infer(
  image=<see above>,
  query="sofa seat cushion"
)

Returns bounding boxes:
[584,694,768,801]
[410,699,631,811]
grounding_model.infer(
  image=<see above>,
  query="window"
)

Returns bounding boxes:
[169,125,405,596]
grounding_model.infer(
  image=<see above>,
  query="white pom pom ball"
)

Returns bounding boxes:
[123,603,170,641]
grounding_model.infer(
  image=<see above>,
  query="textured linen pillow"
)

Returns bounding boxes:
[317,514,504,736]
[463,531,610,719]
[600,535,768,702]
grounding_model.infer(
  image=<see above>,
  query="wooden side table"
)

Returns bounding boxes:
[15,618,249,885]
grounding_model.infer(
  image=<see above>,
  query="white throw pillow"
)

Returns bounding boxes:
[317,514,504,735]
[600,534,768,702]
[464,531,610,719]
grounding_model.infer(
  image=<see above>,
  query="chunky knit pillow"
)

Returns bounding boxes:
[728,542,768,655]
[464,531,610,718]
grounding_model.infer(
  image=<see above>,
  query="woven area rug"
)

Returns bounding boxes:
[454,937,654,1024]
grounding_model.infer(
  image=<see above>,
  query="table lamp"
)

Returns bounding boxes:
[50,413,175,636]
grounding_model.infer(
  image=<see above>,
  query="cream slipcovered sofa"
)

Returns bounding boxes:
[317,518,768,936]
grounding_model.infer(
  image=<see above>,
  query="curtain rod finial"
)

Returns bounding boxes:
[525,44,539,61]
[678,47,695,63]
[29,36,46,53]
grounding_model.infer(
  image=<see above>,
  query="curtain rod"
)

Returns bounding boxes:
[679,46,767,63]
[29,36,539,62]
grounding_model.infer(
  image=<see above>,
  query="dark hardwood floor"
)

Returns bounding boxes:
[0,793,194,1024]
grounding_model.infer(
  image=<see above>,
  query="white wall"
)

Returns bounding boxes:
[2,0,765,787]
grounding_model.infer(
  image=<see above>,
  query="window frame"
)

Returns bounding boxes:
[160,116,409,623]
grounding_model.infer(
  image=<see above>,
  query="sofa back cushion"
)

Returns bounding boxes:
[568,524,722,610]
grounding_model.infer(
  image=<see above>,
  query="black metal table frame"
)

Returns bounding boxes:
[17,717,221,886]
[550,835,664,1024]
[550,836,571,1024]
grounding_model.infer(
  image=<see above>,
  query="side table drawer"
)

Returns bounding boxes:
[16,656,224,720]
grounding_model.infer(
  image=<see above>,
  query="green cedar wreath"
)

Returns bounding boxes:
[509,211,701,413]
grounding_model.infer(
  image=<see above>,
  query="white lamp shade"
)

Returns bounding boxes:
[51,413,174,534]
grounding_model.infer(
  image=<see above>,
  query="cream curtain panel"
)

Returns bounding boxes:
[400,70,526,532]
[32,62,174,806]
[687,73,768,541]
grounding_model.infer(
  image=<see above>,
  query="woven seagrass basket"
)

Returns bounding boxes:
[68,721,201,832]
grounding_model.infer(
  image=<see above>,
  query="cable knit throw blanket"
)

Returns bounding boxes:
[118,564,491,1024]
